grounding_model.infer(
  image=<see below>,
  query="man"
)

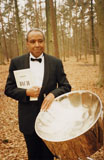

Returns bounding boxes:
[5,28,71,160]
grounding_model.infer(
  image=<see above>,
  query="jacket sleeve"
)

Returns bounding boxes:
[51,59,71,98]
[4,59,29,102]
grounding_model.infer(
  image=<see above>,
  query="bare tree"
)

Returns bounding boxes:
[0,31,3,64]
[34,0,39,28]
[95,0,104,87]
[45,0,53,55]
[0,10,9,62]
[14,0,23,55]
[49,0,59,58]
[90,0,96,65]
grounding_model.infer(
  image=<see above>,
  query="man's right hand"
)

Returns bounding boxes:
[26,86,41,98]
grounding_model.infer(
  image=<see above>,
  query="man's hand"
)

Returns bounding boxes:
[26,86,40,98]
[41,93,55,111]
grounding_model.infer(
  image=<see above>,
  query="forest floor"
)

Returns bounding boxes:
[0,55,103,160]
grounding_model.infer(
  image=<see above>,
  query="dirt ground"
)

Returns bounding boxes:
[0,55,103,160]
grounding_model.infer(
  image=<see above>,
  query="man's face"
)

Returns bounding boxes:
[26,31,45,58]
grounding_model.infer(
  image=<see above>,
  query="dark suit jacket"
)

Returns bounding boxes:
[5,53,71,134]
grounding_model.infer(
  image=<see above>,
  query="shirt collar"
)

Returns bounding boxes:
[30,53,43,59]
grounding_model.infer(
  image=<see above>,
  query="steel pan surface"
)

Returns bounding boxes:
[35,90,102,142]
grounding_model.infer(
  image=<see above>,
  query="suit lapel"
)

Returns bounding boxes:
[40,53,49,94]
[23,53,30,69]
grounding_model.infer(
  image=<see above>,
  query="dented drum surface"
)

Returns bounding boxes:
[35,90,103,160]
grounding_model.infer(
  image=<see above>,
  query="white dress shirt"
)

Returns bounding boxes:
[30,53,44,89]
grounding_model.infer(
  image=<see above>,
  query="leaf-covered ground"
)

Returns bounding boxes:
[0,55,103,160]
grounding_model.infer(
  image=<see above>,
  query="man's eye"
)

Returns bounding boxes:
[29,40,35,43]
[38,39,43,43]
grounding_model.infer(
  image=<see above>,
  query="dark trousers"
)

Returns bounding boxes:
[23,130,54,160]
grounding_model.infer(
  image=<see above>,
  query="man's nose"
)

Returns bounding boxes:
[35,41,39,47]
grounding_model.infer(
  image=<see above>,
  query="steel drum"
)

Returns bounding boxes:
[35,90,103,160]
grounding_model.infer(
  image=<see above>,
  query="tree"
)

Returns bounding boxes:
[95,0,104,87]
[0,31,3,64]
[39,0,45,30]
[45,0,53,54]
[14,0,23,55]
[34,0,39,28]
[7,0,14,59]
[90,0,96,65]
[49,0,59,58]
[0,10,9,62]
[24,0,35,28]
[64,0,75,58]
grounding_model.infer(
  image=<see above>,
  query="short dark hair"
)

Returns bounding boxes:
[26,28,45,41]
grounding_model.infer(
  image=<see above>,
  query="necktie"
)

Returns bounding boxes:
[31,58,42,63]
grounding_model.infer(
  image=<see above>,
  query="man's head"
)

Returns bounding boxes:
[26,28,45,58]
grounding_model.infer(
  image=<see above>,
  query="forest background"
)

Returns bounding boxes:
[0,0,104,87]
[0,0,104,159]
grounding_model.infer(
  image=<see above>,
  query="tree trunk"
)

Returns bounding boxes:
[14,0,23,56]
[39,0,43,30]
[60,21,65,61]
[7,14,13,58]
[95,0,104,87]
[34,0,39,28]
[49,0,59,58]
[74,1,78,61]
[0,34,3,64]
[45,0,53,55]
[80,5,88,62]
[13,6,19,57]
[0,11,9,62]
[90,0,96,65]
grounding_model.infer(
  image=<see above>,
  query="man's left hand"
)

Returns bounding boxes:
[41,93,55,111]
